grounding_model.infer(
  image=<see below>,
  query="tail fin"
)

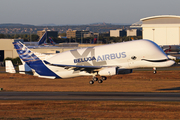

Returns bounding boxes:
[13,41,41,63]
[38,32,47,45]
[5,60,16,73]
[49,37,56,45]
[93,37,97,44]
[13,41,60,78]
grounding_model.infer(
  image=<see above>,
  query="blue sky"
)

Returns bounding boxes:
[0,0,180,25]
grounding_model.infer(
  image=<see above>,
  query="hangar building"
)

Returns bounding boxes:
[0,39,101,62]
[0,39,76,62]
[0,39,23,62]
[141,15,180,45]
[110,29,126,37]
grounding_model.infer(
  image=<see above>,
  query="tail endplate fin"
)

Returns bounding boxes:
[5,60,16,73]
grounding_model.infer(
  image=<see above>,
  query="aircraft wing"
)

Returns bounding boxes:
[44,60,106,72]
[43,60,132,76]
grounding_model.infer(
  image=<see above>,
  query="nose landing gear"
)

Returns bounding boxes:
[153,67,156,74]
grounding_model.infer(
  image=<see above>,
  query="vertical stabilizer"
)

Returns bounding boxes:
[38,32,47,45]
[49,37,56,45]
[13,41,60,78]
[5,60,16,73]
[13,42,41,63]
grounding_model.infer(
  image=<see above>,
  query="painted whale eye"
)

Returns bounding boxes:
[131,56,137,60]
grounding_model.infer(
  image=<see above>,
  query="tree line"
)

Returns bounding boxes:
[0,33,142,44]
[0,33,39,42]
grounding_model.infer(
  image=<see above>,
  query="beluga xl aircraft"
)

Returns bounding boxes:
[13,39,175,84]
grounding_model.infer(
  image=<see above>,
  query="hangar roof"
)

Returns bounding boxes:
[140,15,180,24]
[140,15,180,21]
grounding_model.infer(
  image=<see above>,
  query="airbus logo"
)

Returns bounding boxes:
[97,52,126,62]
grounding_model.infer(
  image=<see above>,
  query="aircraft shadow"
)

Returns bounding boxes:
[157,87,180,91]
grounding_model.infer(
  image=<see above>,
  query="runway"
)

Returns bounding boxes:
[0,92,180,101]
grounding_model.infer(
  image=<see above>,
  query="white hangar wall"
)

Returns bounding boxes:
[0,39,24,60]
[0,39,97,60]
[141,15,180,45]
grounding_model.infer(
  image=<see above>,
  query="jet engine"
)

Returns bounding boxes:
[98,67,116,76]
[98,67,133,76]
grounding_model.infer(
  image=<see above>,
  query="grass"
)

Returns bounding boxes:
[0,68,180,119]
[0,101,180,120]
[0,70,180,92]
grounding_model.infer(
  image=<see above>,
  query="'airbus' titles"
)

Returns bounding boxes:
[74,52,126,63]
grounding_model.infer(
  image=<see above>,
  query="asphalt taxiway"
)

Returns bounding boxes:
[0,92,180,101]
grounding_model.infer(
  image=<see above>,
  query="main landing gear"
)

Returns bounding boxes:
[89,76,107,85]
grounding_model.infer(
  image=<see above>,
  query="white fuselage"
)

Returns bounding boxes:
[44,40,174,78]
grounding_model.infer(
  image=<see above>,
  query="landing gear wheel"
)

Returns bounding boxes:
[92,77,98,81]
[101,76,107,80]
[98,80,103,83]
[89,80,94,84]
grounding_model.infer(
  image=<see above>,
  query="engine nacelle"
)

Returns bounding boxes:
[98,67,133,76]
[98,67,116,76]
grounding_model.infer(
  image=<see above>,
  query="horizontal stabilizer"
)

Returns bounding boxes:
[38,75,56,79]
